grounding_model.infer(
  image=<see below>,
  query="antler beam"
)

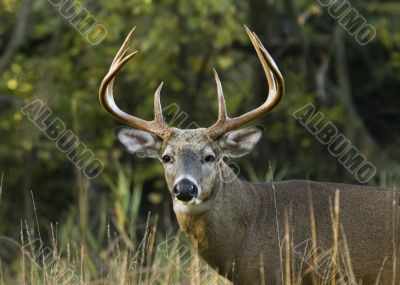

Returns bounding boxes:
[99,27,170,139]
[206,25,285,139]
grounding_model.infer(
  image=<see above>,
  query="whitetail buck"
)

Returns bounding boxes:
[99,27,399,284]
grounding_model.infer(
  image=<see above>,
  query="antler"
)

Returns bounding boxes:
[206,26,285,139]
[99,27,170,139]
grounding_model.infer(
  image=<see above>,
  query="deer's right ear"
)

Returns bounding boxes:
[116,127,162,158]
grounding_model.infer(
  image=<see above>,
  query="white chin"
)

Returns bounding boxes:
[173,197,203,213]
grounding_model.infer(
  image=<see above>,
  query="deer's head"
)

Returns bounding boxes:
[99,26,284,213]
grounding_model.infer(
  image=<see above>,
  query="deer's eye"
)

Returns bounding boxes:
[162,155,172,163]
[204,155,215,163]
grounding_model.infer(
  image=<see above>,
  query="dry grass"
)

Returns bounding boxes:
[277,189,358,285]
[0,168,231,285]
[0,167,397,284]
[0,202,362,285]
[0,220,232,285]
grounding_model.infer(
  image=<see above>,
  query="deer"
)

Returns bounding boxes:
[99,26,399,284]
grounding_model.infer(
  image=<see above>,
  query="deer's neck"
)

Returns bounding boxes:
[174,162,261,276]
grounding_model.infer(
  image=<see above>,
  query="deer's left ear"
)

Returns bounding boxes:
[218,126,263,157]
[116,127,162,158]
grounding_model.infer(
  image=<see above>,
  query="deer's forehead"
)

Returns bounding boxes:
[166,129,211,144]
[162,129,216,154]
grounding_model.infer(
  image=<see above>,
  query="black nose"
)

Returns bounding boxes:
[172,178,198,201]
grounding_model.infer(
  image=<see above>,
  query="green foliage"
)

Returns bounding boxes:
[0,0,399,279]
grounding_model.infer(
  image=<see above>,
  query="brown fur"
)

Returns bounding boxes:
[118,127,398,284]
[174,159,399,284]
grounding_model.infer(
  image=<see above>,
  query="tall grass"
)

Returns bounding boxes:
[0,167,229,285]
[0,165,397,284]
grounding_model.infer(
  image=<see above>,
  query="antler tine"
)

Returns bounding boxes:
[154,82,165,124]
[99,27,170,139]
[207,26,285,139]
[111,27,135,67]
[213,68,227,122]
[250,29,284,105]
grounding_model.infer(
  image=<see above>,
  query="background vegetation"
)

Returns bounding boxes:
[0,0,399,283]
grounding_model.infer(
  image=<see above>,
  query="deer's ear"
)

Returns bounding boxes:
[116,127,162,158]
[218,126,263,157]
